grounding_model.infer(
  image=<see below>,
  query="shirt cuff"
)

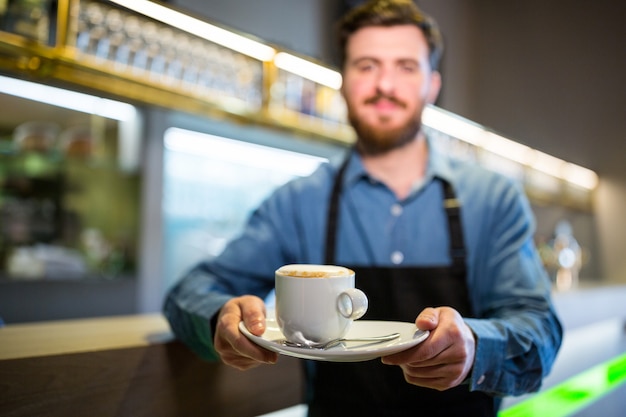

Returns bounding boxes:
[464,318,505,394]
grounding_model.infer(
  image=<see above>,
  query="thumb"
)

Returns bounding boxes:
[415,307,439,331]
[238,295,267,336]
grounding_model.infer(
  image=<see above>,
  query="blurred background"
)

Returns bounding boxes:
[0,1,624,416]
[0,0,623,322]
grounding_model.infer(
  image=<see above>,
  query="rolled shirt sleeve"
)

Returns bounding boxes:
[462,172,563,396]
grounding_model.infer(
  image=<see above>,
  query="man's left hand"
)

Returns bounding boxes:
[381,307,475,391]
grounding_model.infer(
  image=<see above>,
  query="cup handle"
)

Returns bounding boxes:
[337,288,368,320]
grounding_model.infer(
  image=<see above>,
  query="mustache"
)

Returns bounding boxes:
[364,92,407,108]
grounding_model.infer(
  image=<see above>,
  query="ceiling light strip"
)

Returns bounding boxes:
[108,0,276,61]
[274,52,343,90]
[0,75,136,121]
[423,106,598,190]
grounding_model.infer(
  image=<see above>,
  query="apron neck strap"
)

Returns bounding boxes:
[324,152,351,264]
[324,153,467,273]
[440,178,467,272]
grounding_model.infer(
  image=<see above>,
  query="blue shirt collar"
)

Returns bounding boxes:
[341,135,456,196]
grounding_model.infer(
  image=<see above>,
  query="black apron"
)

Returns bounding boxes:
[306,155,496,417]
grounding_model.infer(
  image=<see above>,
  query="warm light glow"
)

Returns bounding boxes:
[529,150,567,179]
[481,132,534,166]
[422,106,484,146]
[0,75,136,121]
[422,105,598,191]
[274,52,343,90]
[108,0,276,61]
[561,162,599,190]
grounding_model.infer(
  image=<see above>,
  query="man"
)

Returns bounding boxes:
[164,1,562,415]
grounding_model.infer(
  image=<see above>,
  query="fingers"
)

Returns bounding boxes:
[381,307,475,390]
[214,295,278,370]
[238,295,267,336]
[415,307,439,330]
[397,356,471,391]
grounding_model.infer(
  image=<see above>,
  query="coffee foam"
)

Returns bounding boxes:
[276,264,354,278]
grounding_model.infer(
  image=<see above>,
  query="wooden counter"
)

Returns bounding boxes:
[0,314,304,417]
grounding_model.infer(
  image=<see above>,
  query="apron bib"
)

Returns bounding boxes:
[305,155,496,417]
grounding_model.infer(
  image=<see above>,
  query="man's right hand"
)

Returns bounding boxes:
[214,295,278,370]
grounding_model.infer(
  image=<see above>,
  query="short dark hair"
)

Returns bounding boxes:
[336,0,444,72]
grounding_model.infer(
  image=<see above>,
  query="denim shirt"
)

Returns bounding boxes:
[164,143,563,397]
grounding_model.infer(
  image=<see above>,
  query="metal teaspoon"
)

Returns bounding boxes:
[278,332,401,350]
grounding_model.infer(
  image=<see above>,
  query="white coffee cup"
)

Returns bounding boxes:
[275,264,368,344]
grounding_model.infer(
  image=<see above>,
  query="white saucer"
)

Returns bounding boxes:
[239,318,429,362]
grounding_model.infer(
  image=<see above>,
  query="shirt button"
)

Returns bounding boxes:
[391,251,404,264]
[390,204,403,216]
[477,375,486,385]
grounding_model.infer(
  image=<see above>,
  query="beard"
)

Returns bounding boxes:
[346,92,422,156]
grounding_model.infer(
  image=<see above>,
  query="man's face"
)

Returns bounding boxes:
[341,25,441,154]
